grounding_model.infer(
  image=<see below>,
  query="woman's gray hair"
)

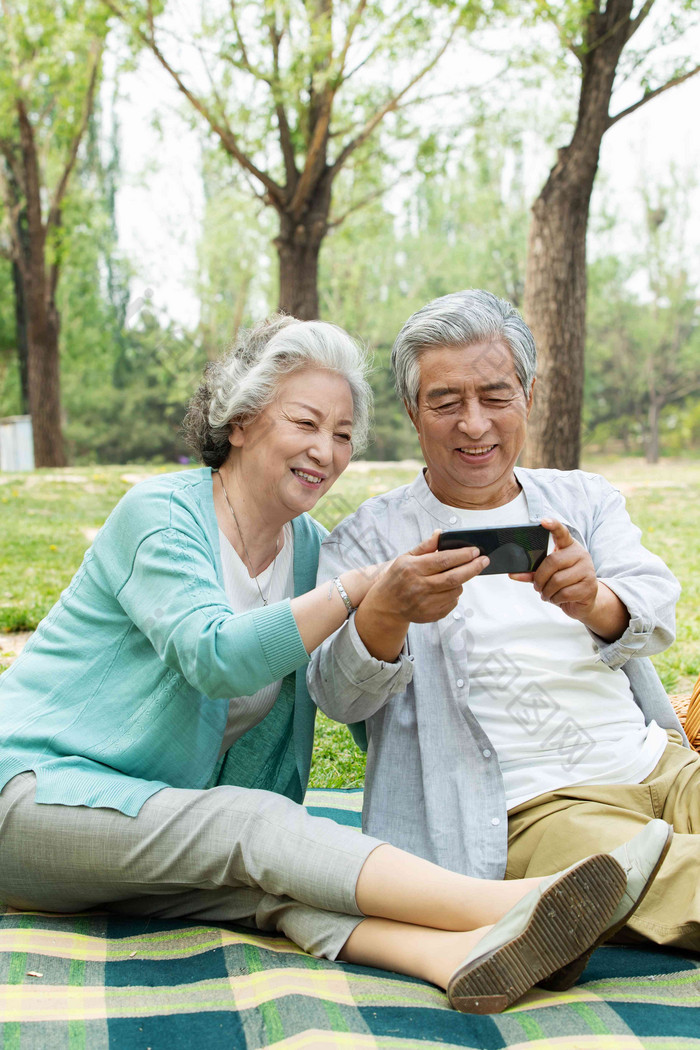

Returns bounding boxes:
[391,290,537,411]
[184,314,372,467]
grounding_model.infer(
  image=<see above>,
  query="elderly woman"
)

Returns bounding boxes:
[0,315,667,1014]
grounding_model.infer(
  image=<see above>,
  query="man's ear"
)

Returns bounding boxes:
[526,378,536,418]
[405,399,419,432]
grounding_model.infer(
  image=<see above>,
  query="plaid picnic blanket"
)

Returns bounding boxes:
[1,788,699,1049]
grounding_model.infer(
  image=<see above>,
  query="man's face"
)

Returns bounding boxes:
[407,340,534,509]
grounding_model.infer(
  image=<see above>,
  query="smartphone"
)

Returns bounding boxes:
[437,523,550,576]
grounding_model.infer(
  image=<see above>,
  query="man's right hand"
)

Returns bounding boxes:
[354,530,489,662]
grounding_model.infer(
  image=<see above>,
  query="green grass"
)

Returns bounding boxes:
[0,465,175,636]
[595,458,700,696]
[1,456,698,788]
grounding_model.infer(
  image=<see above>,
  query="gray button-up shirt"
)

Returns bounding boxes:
[307,468,682,878]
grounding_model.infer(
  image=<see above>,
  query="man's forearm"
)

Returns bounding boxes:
[580,582,631,643]
[306,615,413,724]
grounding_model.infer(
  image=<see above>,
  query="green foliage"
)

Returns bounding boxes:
[321,129,530,327]
[0,0,109,245]
[63,316,203,464]
[584,173,700,459]
[42,95,202,464]
[196,148,277,358]
[0,2,108,132]
[660,399,700,454]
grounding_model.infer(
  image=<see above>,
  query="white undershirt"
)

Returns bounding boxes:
[217,522,294,756]
[446,491,667,809]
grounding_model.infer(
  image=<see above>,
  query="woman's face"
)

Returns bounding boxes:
[229,367,355,518]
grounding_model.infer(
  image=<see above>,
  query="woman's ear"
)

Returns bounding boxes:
[228,422,245,448]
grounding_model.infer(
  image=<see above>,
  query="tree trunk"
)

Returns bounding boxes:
[275,213,326,320]
[24,266,65,467]
[523,183,592,467]
[646,381,660,464]
[522,0,635,469]
[15,100,66,467]
[11,260,29,415]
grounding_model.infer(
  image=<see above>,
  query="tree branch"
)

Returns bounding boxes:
[229,0,249,65]
[335,0,368,81]
[46,41,103,232]
[16,97,45,257]
[608,63,700,127]
[287,83,335,215]
[340,8,419,86]
[268,18,297,188]
[327,176,402,228]
[582,0,636,56]
[626,0,656,42]
[569,40,585,66]
[330,24,459,177]
[0,138,23,191]
[196,38,236,129]
[225,0,271,82]
[48,254,60,302]
[101,0,285,205]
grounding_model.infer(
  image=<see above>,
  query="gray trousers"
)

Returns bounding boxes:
[0,773,382,960]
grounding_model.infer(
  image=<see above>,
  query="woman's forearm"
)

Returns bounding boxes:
[290,565,383,653]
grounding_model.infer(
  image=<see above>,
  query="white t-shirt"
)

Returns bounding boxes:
[217,522,294,756]
[447,492,667,809]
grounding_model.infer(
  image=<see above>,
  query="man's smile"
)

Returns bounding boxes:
[456,444,497,456]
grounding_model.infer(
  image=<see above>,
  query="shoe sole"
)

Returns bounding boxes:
[538,823,674,992]
[448,853,626,1014]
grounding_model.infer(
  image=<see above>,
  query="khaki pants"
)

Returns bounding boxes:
[506,740,700,950]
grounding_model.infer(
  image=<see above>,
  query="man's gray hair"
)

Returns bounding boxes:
[184,314,372,467]
[391,290,537,411]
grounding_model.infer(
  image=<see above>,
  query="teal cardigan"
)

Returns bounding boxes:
[0,468,326,815]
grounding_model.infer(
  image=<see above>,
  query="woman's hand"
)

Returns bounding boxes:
[354,530,489,662]
[291,531,488,658]
[288,557,391,655]
[509,519,630,642]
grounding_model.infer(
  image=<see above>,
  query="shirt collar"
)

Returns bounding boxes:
[409,466,541,524]
[408,465,578,536]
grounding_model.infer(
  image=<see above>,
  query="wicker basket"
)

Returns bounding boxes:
[669,674,700,753]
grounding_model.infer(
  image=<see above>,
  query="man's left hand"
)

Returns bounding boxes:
[509,519,630,641]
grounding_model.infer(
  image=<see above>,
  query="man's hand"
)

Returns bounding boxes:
[509,519,630,642]
[380,530,489,624]
[354,530,489,661]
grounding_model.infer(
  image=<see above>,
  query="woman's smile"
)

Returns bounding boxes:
[291,467,327,487]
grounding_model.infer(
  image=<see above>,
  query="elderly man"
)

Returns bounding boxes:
[308,289,700,955]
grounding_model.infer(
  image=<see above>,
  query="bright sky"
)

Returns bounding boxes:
[109,19,700,331]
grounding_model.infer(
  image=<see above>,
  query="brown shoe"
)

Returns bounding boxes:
[448,853,626,1014]
[539,819,674,991]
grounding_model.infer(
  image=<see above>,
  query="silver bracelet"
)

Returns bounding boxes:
[330,576,355,616]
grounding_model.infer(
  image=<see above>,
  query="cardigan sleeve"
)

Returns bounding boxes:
[102,479,310,700]
[115,526,309,700]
